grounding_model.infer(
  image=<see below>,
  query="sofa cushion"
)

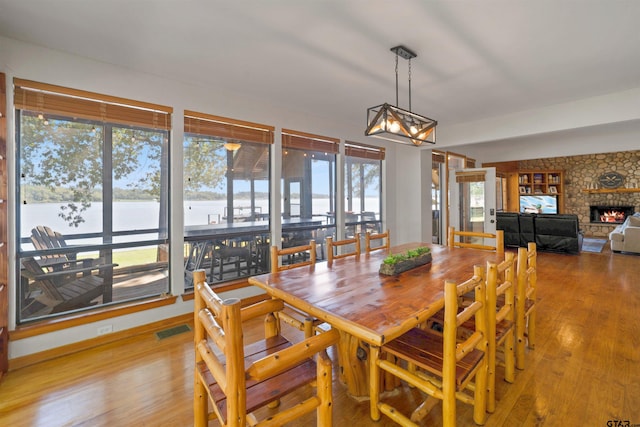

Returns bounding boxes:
[518,213,536,247]
[497,212,521,247]
[534,214,580,254]
[609,232,624,242]
[628,216,640,227]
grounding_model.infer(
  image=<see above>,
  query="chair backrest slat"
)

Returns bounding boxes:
[326,235,360,265]
[270,240,316,272]
[365,229,390,253]
[448,226,505,257]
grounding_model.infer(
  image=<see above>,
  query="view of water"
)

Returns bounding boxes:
[21,198,380,248]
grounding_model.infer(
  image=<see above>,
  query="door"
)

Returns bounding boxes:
[282,178,301,219]
[449,167,497,244]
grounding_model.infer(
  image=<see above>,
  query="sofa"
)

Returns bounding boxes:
[497,212,583,254]
[609,213,640,254]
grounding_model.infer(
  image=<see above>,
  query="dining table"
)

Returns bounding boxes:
[248,242,505,398]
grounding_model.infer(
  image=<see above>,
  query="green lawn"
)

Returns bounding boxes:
[81,247,160,268]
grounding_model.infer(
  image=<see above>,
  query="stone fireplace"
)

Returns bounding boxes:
[589,205,634,224]
[512,150,640,237]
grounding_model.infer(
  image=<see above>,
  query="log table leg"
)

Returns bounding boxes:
[337,330,399,399]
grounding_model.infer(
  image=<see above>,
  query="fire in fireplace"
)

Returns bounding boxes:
[589,205,635,224]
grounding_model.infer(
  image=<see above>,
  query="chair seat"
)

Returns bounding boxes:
[35,275,104,313]
[196,334,318,424]
[22,257,109,315]
[384,327,485,389]
[429,310,514,344]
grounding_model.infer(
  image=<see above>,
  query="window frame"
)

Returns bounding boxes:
[14,79,172,324]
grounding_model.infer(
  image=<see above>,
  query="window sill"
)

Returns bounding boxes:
[11,294,178,341]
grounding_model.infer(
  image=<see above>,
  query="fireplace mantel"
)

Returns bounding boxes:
[582,188,640,194]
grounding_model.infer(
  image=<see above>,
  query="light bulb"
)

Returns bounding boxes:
[389,121,400,133]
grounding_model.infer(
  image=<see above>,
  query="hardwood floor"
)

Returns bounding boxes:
[1,246,639,426]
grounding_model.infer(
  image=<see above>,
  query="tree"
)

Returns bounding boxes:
[19,114,168,227]
[183,136,227,192]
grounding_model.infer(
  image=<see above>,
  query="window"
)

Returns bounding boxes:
[15,79,171,323]
[344,142,384,238]
[432,151,445,244]
[281,130,338,261]
[183,111,272,287]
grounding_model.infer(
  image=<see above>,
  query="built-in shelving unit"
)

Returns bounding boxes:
[518,171,563,195]
[0,72,8,379]
[514,170,565,213]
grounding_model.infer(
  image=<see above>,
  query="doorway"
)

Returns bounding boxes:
[449,167,497,244]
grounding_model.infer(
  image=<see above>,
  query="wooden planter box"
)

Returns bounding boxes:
[379,253,432,276]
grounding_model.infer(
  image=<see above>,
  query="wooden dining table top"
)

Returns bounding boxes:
[248,242,504,347]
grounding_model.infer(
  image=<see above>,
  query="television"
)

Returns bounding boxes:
[519,195,558,214]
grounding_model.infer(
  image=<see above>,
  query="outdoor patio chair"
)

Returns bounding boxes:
[30,225,102,272]
[21,257,116,316]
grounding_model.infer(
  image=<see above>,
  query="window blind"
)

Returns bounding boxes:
[282,129,339,153]
[455,171,486,183]
[432,151,446,164]
[13,78,172,130]
[184,110,274,144]
[345,141,385,160]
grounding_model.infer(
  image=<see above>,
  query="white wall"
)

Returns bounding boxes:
[444,119,640,165]
[387,145,434,246]
[438,87,640,148]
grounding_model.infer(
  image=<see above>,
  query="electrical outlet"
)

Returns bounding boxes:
[97,325,113,336]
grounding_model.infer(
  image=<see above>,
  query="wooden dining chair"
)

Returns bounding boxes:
[326,235,360,266]
[516,242,537,370]
[424,254,515,414]
[192,270,339,427]
[270,241,322,337]
[365,229,390,253]
[485,254,516,412]
[369,265,489,427]
[270,240,316,272]
[448,226,505,258]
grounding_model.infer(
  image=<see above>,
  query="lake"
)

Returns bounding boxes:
[21,198,379,247]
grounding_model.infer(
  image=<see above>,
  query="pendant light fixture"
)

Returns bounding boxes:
[223,141,241,151]
[365,45,437,146]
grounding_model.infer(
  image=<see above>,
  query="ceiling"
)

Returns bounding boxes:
[1,1,640,144]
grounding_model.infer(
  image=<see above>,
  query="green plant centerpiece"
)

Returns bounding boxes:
[379,246,432,276]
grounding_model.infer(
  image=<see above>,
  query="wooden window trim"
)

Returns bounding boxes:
[10,295,178,341]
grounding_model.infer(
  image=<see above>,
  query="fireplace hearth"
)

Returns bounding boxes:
[589,205,634,224]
